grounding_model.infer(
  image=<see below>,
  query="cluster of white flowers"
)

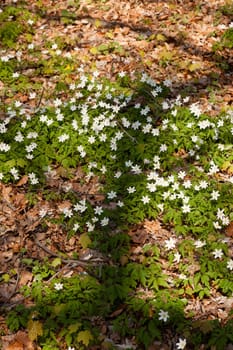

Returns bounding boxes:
[28,172,39,185]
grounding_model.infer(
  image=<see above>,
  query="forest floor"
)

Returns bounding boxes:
[0,0,233,349]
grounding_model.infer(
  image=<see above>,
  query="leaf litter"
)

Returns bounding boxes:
[0,0,233,349]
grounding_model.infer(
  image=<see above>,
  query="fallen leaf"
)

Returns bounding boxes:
[16,331,35,350]
[4,340,24,350]
[16,175,28,187]
[226,222,233,237]
[1,185,12,202]
[19,271,33,287]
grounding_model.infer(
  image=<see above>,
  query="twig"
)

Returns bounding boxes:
[33,236,105,267]
[46,262,73,282]
[36,87,45,110]
[5,269,21,302]
[117,121,138,143]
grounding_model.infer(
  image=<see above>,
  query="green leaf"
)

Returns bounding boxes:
[77,330,93,346]
[79,233,91,249]
[188,62,202,72]
[90,47,99,55]
[27,319,43,341]
[51,257,62,267]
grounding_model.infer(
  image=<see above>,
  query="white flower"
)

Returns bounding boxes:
[173,252,181,263]
[100,165,107,174]
[62,208,73,218]
[28,43,34,50]
[212,249,223,259]
[88,135,96,144]
[208,162,219,175]
[26,153,34,160]
[131,165,142,174]
[172,182,179,191]
[0,123,7,134]
[28,172,39,185]
[141,195,150,204]
[54,98,62,107]
[94,206,103,215]
[181,204,191,213]
[194,240,206,248]
[179,274,187,280]
[227,259,233,271]
[0,173,4,180]
[107,191,117,199]
[68,347,75,350]
[162,101,169,110]
[132,121,141,130]
[117,200,124,207]
[119,71,126,78]
[178,171,186,180]
[191,135,198,143]
[101,217,109,226]
[176,338,186,349]
[56,113,64,121]
[217,208,225,221]
[13,72,20,78]
[213,221,222,229]
[27,132,38,140]
[15,100,22,108]
[183,180,192,189]
[58,134,70,142]
[10,167,19,180]
[127,186,136,194]
[211,190,220,200]
[0,142,11,152]
[157,204,164,212]
[152,128,160,136]
[54,282,63,291]
[39,208,48,218]
[158,309,169,322]
[114,171,122,178]
[147,182,157,192]
[26,142,37,153]
[159,144,167,152]
[199,180,208,189]
[73,223,80,231]
[189,103,201,117]
[125,160,133,167]
[86,222,95,232]
[198,120,211,129]
[164,79,172,87]
[165,237,177,250]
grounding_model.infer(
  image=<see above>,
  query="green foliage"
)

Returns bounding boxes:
[221,28,233,48]
[220,2,233,17]
[0,21,23,47]
[1,31,233,348]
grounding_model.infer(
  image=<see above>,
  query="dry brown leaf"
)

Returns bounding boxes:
[143,219,161,233]
[1,185,12,202]
[4,340,24,350]
[19,271,33,287]
[13,193,28,208]
[2,330,35,350]
[128,227,147,244]
[16,331,35,350]
[16,175,28,187]
[226,222,233,237]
